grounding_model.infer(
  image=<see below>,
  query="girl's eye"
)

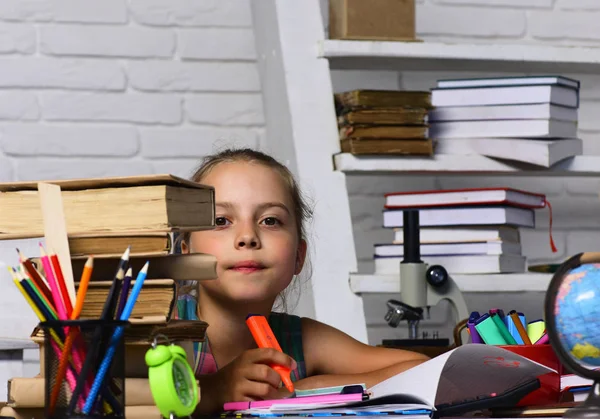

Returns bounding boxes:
[215,217,231,226]
[261,217,280,226]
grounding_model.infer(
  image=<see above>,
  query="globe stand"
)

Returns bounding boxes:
[564,381,600,419]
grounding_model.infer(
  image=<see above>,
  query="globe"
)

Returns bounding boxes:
[545,253,600,418]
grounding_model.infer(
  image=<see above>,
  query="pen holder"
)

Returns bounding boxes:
[41,319,128,419]
[500,344,563,406]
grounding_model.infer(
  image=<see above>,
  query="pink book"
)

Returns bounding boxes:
[223,392,363,411]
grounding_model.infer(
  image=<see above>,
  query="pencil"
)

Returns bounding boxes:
[49,256,95,414]
[18,264,56,314]
[15,268,58,321]
[17,248,53,304]
[115,268,133,319]
[508,310,532,345]
[39,243,67,321]
[50,250,74,317]
[83,262,149,415]
[67,247,130,415]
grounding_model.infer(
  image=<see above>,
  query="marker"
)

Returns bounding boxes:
[467,311,483,344]
[508,310,532,345]
[246,314,295,394]
[490,313,518,345]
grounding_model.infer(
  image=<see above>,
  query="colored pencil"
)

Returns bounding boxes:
[50,250,74,317]
[68,247,130,415]
[17,248,53,304]
[115,268,133,319]
[15,266,58,320]
[49,256,94,414]
[83,262,149,415]
[39,243,67,321]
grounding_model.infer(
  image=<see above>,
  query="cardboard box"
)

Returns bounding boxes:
[329,0,417,41]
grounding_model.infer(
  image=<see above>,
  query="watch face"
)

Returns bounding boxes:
[172,358,195,407]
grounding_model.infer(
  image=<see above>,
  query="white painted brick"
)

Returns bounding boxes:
[432,0,553,8]
[129,0,252,28]
[579,130,600,155]
[0,23,36,54]
[51,0,127,23]
[151,159,203,179]
[349,195,394,261]
[0,93,39,120]
[128,61,260,92]
[141,128,259,158]
[566,177,600,196]
[0,1,53,22]
[0,58,125,90]
[0,124,138,156]
[572,74,600,100]
[417,5,526,38]
[346,175,437,196]
[567,230,600,255]
[14,158,154,181]
[530,11,600,41]
[185,94,264,126]
[331,70,401,93]
[0,155,14,181]
[179,28,256,60]
[578,101,600,131]
[437,176,564,196]
[535,196,600,229]
[41,92,182,125]
[256,127,267,151]
[556,0,600,10]
[41,25,175,58]
[519,229,567,261]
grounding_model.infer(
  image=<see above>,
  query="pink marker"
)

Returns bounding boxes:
[534,332,549,345]
[224,392,363,411]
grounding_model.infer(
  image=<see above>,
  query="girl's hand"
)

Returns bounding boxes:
[198,348,297,413]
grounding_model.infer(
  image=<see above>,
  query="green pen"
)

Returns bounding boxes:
[474,313,507,345]
[490,312,518,345]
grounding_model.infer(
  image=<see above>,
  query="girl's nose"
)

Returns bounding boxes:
[235,225,261,249]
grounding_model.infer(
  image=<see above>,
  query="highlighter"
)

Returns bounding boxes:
[246,314,295,394]
[508,310,532,345]
[467,311,483,344]
[527,319,546,343]
[490,312,518,345]
[474,313,507,345]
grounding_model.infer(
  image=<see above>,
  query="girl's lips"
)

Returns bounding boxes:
[230,266,265,274]
[229,261,266,273]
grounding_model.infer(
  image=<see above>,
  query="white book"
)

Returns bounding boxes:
[374,241,522,257]
[383,206,535,228]
[393,226,520,244]
[429,119,577,139]
[428,103,578,123]
[437,76,579,90]
[385,188,544,209]
[435,137,582,168]
[374,254,527,274]
[431,85,578,108]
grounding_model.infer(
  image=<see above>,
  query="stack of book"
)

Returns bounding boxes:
[373,187,551,275]
[0,174,216,417]
[334,89,434,155]
[429,75,582,167]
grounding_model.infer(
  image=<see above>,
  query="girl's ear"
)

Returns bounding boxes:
[295,239,307,275]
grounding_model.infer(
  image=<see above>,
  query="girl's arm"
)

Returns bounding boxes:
[296,317,430,390]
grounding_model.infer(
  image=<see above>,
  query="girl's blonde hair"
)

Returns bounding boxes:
[178,147,313,312]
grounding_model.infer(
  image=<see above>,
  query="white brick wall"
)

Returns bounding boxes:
[0,0,599,350]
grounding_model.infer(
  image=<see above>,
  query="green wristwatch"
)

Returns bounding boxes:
[145,336,200,418]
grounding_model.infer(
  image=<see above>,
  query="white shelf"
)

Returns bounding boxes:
[350,273,552,294]
[334,153,600,176]
[319,40,600,73]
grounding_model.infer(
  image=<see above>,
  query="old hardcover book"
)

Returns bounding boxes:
[68,233,172,257]
[340,138,434,155]
[0,174,215,239]
[338,108,428,126]
[340,125,428,140]
[335,90,432,110]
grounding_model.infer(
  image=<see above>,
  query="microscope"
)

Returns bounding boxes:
[384,210,470,345]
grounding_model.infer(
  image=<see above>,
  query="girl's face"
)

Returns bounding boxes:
[186,161,306,306]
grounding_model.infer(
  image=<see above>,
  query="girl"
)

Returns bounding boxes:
[177,148,429,415]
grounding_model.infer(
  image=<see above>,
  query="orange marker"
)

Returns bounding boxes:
[246,314,295,394]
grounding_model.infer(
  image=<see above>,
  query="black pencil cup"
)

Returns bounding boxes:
[40,319,128,419]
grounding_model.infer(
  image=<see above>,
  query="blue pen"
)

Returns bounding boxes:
[83,262,149,414]
[467,311,483,344]
[506,312,527,344]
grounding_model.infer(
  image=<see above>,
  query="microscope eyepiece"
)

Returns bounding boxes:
[426,265,449,288]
